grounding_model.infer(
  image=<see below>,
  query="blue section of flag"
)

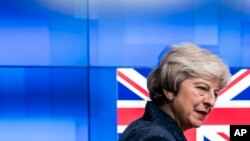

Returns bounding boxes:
[230,68,241,75]
[232,86,250,100]
[135,68,152,78]
[118,82,143,100]
[204,136,211,141]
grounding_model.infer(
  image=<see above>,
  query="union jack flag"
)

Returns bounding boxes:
[117,68,250,141]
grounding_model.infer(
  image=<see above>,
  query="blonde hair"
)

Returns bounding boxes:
[147,42,231,105]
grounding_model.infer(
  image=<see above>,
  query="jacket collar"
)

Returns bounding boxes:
[143,101,187,141]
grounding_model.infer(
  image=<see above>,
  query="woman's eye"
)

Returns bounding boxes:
[197,86,208,91]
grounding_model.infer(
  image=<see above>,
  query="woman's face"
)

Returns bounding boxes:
[170,77,219,131]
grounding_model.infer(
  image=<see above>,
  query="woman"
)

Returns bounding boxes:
[119,43,231,141]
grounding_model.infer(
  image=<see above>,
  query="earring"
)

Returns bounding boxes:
[167,96,173,101]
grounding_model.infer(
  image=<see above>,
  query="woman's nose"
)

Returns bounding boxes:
[204,92,216,107]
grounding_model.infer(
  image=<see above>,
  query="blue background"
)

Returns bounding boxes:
[0,0,250,141]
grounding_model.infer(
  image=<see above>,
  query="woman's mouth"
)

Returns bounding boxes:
[195,110,208,119]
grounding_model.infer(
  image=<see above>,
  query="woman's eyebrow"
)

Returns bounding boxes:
[194,81,220,91]
[193,81,209,86]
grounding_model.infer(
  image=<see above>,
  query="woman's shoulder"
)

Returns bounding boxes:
[119,118,177,141]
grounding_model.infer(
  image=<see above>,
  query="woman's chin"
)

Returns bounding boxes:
[191,121,203,128]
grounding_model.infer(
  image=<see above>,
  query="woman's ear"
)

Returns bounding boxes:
[163,89,174,102]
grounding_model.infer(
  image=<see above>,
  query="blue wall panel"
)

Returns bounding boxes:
[0,67,88,141]
[0,0,88,66]
[89,67,117,141]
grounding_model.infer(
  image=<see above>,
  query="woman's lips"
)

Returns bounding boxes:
[196,110,208,119]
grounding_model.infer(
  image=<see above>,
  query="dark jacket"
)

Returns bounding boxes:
[119,101,187,141]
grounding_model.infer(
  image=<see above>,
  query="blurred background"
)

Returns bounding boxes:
[0,0,250,141]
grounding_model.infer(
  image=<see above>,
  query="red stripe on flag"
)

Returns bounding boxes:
[184,128,196,141]
[219,70,250,96]
[203,108,250,124]
[118,108,250,125]
[217,132,229,141]
[118,108,144,125]
[117,70,149,98]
